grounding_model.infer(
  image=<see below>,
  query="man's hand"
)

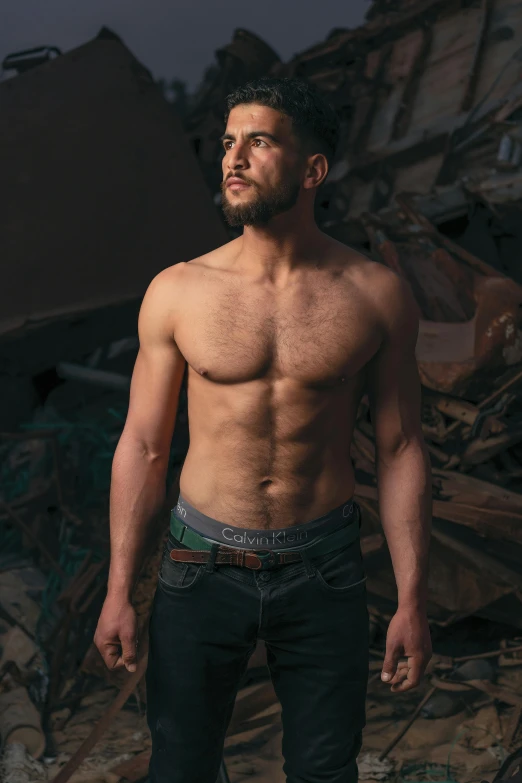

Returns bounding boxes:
[94,596,139,673]
[381,606,432,692]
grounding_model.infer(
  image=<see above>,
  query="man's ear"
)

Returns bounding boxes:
[302,153,329,190]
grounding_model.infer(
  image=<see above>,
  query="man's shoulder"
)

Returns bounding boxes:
[145,238,239,294]
[333,240,394,284]
[332,239,420,326]
[151,239,238,287]
[184,237,240,274]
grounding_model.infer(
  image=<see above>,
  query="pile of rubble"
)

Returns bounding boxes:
[352,194,522,630]
[3,2,522,781]
[0,383,187,783]
[187,0,522,273]
[183,0,522,631]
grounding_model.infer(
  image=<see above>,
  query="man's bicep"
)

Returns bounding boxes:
[126,343,186,454]
[123,272,187,458]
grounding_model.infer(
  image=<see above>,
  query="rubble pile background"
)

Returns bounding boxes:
[184,0,522,630]
[2,1,522,780]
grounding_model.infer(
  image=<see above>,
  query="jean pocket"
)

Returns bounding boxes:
[157,546,206,593]
[312,543,367,595]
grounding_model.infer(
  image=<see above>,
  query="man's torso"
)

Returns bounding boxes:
[169,237,386,530]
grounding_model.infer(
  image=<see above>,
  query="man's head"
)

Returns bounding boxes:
[220,77,340,228]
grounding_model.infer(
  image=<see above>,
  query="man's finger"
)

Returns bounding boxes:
[392,657,423,692]
[390,662,408,686]
[121,634,138,673]
[381,646,402,682]
[101,642,123,670]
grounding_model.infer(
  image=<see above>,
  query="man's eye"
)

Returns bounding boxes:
[253,139,267,147]
[224,141,233,150]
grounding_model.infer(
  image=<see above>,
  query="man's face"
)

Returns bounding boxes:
[220,104,304,227]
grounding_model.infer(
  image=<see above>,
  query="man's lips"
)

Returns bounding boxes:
[226,177,252,189]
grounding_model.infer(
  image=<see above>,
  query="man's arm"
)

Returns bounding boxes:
[94,266,187,672]
[366,271,432,692]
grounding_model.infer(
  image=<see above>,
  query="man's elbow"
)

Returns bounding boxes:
[113,428,170,470]
[376,430,428,465]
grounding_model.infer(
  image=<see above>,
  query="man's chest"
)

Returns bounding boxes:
[174,273,380,387]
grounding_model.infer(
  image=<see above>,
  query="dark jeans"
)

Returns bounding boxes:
[146,533,369,783]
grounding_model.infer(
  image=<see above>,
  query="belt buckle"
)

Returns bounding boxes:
[256,550,276,570]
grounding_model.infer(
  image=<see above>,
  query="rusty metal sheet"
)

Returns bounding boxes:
[361,206,522,395]
[0,35,228,338]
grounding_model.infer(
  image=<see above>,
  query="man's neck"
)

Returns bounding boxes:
[235,217,326,283]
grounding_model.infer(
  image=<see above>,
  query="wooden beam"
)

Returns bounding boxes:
[350,130,449,183]
[352,43,394,156]
[460,0,495,113]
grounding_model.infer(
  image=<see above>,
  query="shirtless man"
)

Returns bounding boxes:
[94,77,432,783]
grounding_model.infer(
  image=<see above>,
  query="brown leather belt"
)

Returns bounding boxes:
[170,547,302,570]
[168,513,360,571]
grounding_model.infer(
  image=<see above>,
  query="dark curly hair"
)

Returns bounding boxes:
[224,77,340,164]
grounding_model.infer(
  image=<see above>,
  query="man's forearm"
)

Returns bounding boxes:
[107,435,168,600]
[376,440,432,610]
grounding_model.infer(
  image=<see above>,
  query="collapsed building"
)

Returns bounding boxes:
[189,0,522,272]
[2,4,522,781]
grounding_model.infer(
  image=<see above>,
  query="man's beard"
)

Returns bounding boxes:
[220,177,301,227]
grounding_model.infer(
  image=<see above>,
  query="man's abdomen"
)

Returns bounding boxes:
[178,439,356,530]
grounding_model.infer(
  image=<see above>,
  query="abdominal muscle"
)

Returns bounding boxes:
[178,381,360,531]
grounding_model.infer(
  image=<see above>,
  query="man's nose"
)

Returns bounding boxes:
[226,143,248,171]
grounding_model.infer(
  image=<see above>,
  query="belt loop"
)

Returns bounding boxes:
[205,543,220,573]
[299,547,316,578]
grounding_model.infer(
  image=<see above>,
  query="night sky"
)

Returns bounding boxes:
[2,0,370,90]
